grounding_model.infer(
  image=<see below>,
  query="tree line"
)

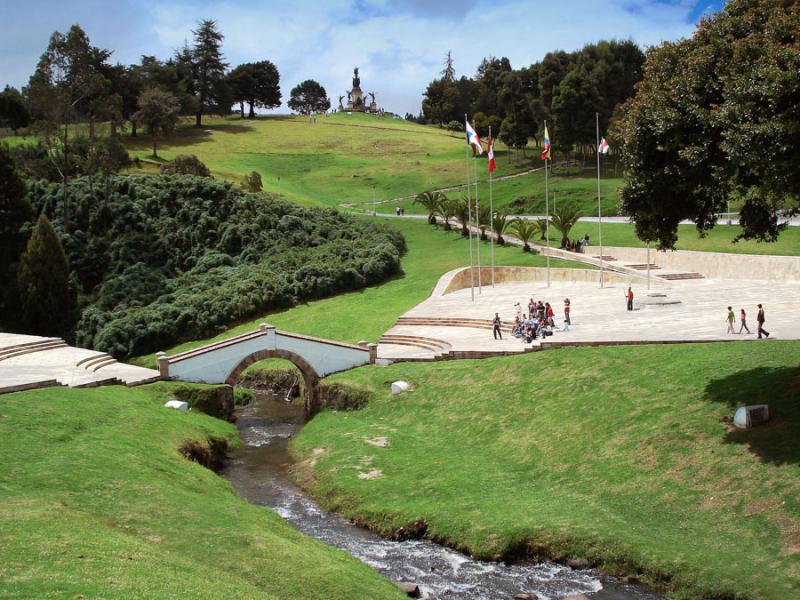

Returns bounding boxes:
[419,40,644,154]
[0,20,333,233]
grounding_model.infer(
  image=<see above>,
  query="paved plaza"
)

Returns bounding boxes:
[378,262,800,361]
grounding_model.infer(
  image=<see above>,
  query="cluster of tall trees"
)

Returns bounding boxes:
[421,41,644,152]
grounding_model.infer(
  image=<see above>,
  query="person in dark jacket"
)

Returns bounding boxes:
[756,304,769,339]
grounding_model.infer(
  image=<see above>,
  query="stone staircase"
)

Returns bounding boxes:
[395,316,513,333]
[0,333,160,395]
[378,334,452,360]
[657,272,705,281]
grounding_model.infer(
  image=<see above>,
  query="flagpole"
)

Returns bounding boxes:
[465,114,475,302]
[596,112,604,288]
[473,125,482,295]
[489,126,495,288]
[544,119,550,288]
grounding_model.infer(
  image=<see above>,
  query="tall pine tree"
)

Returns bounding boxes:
[17,213,75,336]
[191,19,228,127]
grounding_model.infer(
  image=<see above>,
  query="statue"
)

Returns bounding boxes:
[338,95,345,110]
[352,67,360,89]
[368,91,376,105]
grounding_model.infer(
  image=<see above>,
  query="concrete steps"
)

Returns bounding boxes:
[0,334,160,394]
[0,339,68,361]
[395,316,513,332]
[658,272,705,280]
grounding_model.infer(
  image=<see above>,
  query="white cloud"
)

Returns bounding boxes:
[0,0,705,115]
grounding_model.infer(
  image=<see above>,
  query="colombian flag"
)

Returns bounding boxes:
[540,126,551,161]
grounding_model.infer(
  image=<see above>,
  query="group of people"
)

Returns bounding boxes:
[492,297,572,343]
[565,234,590,253]
[726,304,771,339]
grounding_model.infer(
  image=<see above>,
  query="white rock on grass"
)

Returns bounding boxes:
[391,381,410,395]
[164,400,189,412]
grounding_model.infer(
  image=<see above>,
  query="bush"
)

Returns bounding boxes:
[160,155,211,176]
[446,120,462,132]
[233,387,256,407]
[23,175,404,357]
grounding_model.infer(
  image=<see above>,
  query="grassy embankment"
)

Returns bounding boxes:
[0,382,405,599]
[131,217,586,368]
[120,113,624,216]
[291,341,800,600]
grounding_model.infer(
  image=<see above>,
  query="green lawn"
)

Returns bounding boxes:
[291,341,800,600]
[372,165,623,218]
[594,222,800,256]
[131,217,586,368]
[123,114,537,208]
[0,383,405,600]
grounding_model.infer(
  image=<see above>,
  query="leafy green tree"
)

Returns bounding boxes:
[615,0,799,247]
[191,19,228,127]
[551,65,602,148]
[133,88,180,158]
[550,203,582,248]
[227,61,281,119]
[17,213,75,336]
[413,191,445,225]
[26,24,113,232]
[241,171,263,192]
[0,86,31,133]
[510,218,537,252]
[288,79,330,115]
[499,113,529,158]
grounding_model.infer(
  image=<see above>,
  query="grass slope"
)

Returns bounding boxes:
[131,217,586,368]
[291,341,800,599]
[124,114,530,208]
[0,383,405,600]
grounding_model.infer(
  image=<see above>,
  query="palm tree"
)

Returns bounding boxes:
[532,218,549,241]
[492,211,510,245]
[454,197,470,237]
[511,218,538,252]
[435,195,457,231]
[550,203,582,248]
[477,205,492,241]
[414,191,445,225]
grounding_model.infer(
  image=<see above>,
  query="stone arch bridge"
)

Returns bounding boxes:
[158,324,376,417]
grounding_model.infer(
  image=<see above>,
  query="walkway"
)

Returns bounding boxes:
[0,333,160,394]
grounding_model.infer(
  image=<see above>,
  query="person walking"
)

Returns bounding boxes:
[564,298,571,326]
[738,308,751,334]
[626,287,634,311]
[492,313,503,340]
[726,307,735,334]
[756,304,770,339]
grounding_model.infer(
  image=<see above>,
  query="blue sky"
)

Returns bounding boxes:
[0,0,725,115]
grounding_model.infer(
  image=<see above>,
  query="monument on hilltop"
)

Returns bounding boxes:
[341,67,383,114]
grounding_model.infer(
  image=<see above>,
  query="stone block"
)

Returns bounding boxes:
[164,400,189,412]
[391,380,410,395]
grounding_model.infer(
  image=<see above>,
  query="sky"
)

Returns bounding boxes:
[0,0,726,116]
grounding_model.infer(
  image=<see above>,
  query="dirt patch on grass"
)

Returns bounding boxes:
[357,469,383,480]
[364,436,390,447]
[178,436,229,472]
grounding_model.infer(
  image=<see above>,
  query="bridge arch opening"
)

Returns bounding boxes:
[225,349,321,418]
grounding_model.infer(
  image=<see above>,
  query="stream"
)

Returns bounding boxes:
[223,391,666,600]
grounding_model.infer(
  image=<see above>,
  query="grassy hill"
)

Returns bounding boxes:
[123,113,625,215]
[291,341,800,600]
[0,383,405,599]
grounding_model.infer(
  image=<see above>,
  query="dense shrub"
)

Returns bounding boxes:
[24,175,405,357]
[160,154,211,176]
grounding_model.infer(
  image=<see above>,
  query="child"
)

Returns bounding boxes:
[726,306,735,334]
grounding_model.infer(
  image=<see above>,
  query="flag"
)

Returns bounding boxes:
[466,120,484,155]
[540,126,551,160]
[487,137,496,173]
[598,137,610,155]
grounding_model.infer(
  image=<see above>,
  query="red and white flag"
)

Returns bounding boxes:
[487,137,496,173]
[598,137,610,154]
